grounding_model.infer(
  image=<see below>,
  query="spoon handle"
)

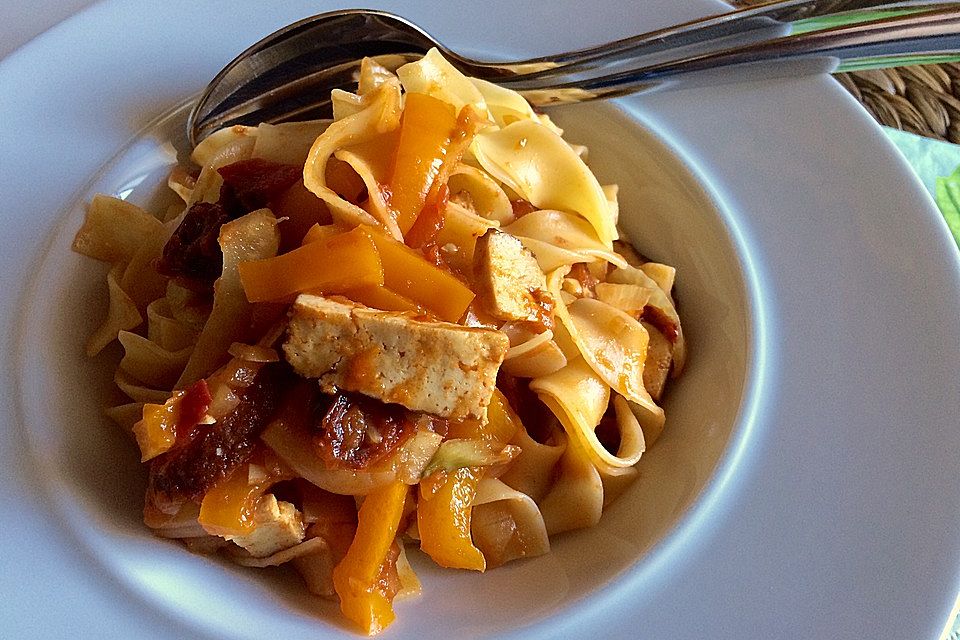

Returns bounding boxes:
[512,4,960,105]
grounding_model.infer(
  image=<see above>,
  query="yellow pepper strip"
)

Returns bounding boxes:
[133,380,211,462]
[333,481,408,635]
[358,226,474,322]
[343,284,427,314]
[388,92,458,234]
[198,449,291,537]
[418,467,486,571]
[445,389,520,443]
[238,226,383,302]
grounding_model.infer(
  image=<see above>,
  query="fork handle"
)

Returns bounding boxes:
[511,4,960,105]
[454,0,943,81]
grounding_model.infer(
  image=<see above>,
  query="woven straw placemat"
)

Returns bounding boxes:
[836,65,960,143]
[732,0,960,142]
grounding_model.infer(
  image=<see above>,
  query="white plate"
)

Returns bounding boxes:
[2,1,959,638]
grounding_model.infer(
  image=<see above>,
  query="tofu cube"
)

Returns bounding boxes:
[474,229,549,322]
[228,494,305,558]
[283,295,509,420]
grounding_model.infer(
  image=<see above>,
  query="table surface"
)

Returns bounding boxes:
[3,3,958,639]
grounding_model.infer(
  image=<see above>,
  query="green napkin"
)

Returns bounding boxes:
[882,128,960,639]
[883,127,960,248]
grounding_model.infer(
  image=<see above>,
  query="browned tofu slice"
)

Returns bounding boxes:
[228,494,305,558]
[283,294,509,420]
[474,229,550,322]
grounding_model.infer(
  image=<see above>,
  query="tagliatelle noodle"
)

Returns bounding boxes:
[191,124,258,169]
[72,194,164,264]
[531,355,648,475]
[303,81,403,238]
[472,119,617,247]
[333,133,403,239]
[640,262,676,297]
[536,438,603,535]
[607,263,686,374]
[434,200,499,272]
[252,120,332,166]
[117,330,192,389]
[145,298,199,352]
[396,48,487,115]
[470,478,550,568]
[501,329,567,379]
[498,425,567,503]
[447,164,514,224]
[547,266,666,434]
[86,262,142,356]
[177,209,279,387]
[114,369,170,404]
[120,219,174,311]
[504,209,627,268]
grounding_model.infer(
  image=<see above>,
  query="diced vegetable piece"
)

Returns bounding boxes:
[446,389,519,443]
[388,93,457,233]
[271,180,333,248]
[198,449,289,537]
[333,481,408,634]
[238,226,384,302]
[403,105,486,248]
[343,284,426,314]
[132,380,211,462]
[418,467,485,571]
[301,223,347,245]
[358,227,474,322]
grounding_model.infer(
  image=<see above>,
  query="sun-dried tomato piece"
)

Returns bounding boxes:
[310,392,416,470]
[156,201,229,286]
[217,158,302,213]
[147,362,293,507]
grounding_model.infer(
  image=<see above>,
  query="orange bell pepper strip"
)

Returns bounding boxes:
[300,222,348,245]
[271,179,333,249]
[238,226,383,302]
[358,226,474,322]
[343,284,427,314]
[333,481,408,635]
[446,389,520,443]
[133,380,211,462]
[198,447,292,537]
[388,93,458,234]
[404,105,487,249]
[417,467,485,571]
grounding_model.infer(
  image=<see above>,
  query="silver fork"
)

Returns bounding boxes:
[188,0,960,145]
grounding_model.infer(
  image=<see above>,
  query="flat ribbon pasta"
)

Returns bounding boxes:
[498,424,567,503]
[447,164,513,224]
[504,209,627,268]
[547,267,666,433]
[396,48,486,115]
[191,124,257,169]
[303,81,403,238]
[252,120,331,166]
[471,478,550,568]
[607,263,686,374]
[501,329,567,379]
[177,209,280,387]
[537,438,603,535]
[472,119,617,246]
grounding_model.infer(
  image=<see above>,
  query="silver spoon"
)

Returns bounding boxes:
[188,1,960,145]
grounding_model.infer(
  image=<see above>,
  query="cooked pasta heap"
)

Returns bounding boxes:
[72,49,685,635]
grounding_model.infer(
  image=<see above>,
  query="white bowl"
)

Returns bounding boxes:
[3,1,959,638]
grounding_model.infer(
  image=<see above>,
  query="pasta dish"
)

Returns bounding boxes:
[72,49,685,635]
